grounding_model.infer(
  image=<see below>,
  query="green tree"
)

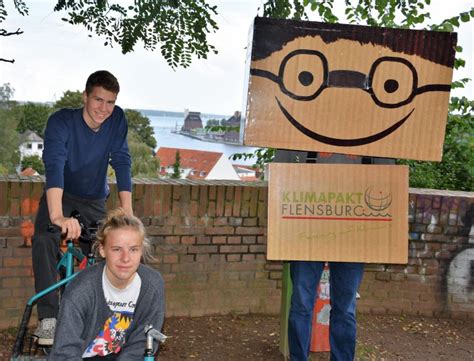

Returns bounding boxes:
[127,131,159,178]
[0,83,15,102]
[206,119,220,127]
[16,102,52,137]
[125,109,157,149]
[128,141,160,178]
[171,151,182,179]
[400,97,474,191]
[54,90,83,110]
[20,154,45,175]
[1,1,218,68]
[0,83,20,174]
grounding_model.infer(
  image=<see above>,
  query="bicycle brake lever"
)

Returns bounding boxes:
[47,224,61,233]
[47,224,67,239]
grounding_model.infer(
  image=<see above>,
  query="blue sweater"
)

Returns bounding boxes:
[43,107,132,200]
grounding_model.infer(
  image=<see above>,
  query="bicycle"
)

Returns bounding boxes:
[12,211,99,359]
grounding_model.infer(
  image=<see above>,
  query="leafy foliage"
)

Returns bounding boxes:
[263,0,306,20]
[205,124,239,133]
[206,118,220,127]
[0,83,15,101]
[342,0,431,28]
[16,102,52,137]
[231,148,275,179]
[128,131,160,178]
[0,0,28,23]
[0,1,27,63]
[0,84,20,174]
[53,0,219,68]
[21,155,45,175]
[3,1,218,68]
[54,90,83,109]
[125,109,159,177]
[399,97,474,191]
[171,150,181,179]
[125,109,156,149]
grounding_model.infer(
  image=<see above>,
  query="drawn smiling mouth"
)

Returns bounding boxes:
[276,97,415,147]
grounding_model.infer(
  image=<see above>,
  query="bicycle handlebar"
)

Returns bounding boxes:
[145,325,168,343]
[47,211,101,244]
[144,325,168,358]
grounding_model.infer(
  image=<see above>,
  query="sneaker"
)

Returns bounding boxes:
[33,318,56,346]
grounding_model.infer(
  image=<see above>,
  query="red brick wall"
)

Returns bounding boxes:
[0,176,473,329]
[358,189,474,319]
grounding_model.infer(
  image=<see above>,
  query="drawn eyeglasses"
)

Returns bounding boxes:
[250,49,451,109]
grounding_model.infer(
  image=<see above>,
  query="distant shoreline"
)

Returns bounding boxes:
[138,108,229,121]
[176,130,241,146]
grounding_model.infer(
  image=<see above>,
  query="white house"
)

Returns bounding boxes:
[19,130,44,160]
[233,164,259,181]
[156,147,240,180]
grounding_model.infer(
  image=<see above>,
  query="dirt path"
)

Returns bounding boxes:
[2,313,473,360]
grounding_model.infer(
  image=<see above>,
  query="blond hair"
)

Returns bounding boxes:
[94,208,154,263]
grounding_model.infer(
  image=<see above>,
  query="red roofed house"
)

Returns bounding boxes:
[20,167,39,177]
[156,147,240,180]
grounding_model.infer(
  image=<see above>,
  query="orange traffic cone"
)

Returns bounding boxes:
[310,263,330,352]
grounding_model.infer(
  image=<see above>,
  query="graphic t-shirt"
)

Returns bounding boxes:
[83,267,141,358]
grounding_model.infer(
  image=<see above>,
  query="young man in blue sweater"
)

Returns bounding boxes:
[32,70,133,345]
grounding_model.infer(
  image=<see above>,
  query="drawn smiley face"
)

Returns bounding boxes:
[245,30,455,160]
[249,38,451,147]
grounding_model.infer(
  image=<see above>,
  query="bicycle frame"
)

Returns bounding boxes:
[12,238,95,358]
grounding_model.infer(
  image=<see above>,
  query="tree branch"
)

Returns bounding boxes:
[0,28,24,36]
[0,28,24,64]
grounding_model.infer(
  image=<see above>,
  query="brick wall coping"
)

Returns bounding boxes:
[0,174,267,187]
[409,187,474,197]
[1,175,472,196]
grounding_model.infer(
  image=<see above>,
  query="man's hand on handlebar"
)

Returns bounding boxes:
[51,216,82,240]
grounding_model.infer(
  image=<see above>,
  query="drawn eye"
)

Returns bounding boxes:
[298,71,314,86]
[281,51,327,99]
[369,57,416,107]
[384,79,399,93]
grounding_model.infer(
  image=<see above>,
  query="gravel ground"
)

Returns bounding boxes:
[2,313,473,360]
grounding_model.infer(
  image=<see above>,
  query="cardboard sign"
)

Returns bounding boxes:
[242,17,457,161]
[268,163,408,263]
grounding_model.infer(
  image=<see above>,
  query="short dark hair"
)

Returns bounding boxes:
[85,70,120,95]
[251,17,457,68]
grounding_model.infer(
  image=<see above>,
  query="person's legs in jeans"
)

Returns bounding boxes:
[32,194,61,319]
[328,262,364,361]
[288,261,324,361]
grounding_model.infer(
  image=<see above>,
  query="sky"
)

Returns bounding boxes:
[1,0,472,116]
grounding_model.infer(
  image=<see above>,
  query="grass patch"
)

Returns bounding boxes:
[356,342,378,360]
